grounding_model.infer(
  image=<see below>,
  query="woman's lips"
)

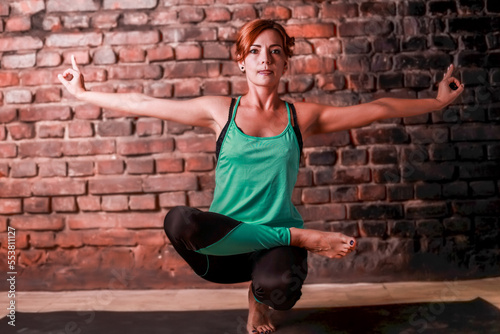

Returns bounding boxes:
[258,70,273,75]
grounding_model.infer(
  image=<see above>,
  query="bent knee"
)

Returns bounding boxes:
[163,206,191,237]
[253,278,304,311]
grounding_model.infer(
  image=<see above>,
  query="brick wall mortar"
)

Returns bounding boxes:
[0,0,499,290]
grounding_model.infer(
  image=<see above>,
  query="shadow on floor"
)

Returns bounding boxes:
[1,298,499,334]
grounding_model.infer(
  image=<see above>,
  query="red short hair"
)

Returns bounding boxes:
[235,19,295,62]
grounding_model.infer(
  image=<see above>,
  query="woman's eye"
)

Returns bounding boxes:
[249,49,258,54]
[271,49,281,54]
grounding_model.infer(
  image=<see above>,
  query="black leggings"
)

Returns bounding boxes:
[163,206,308,310]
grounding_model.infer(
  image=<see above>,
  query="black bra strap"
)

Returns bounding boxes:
[289,103,303,156]
[215,98,236,160]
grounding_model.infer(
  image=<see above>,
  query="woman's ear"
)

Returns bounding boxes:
[238,60,245,73]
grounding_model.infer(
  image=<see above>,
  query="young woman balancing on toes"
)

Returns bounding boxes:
[59,19,464,334]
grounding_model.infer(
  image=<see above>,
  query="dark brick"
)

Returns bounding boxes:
[469,181,496,197]
[405,72,431,88]
[459,0,484,11]
[373,37,399,53]
[402,163,455,182]
[416,219,444,237]
[359,221,387,237]
[341,149,367,166]
[429,1,457,14]
[459,163,500,179]
[443,217,471,233]
[432,35,457,50]
[415,183,442,200]
[487,0,500,13]
[462,35,488,52]
[349,204,403,220]
[406,202,448,218]
[458,51,486,67]
[359,184,386,201]
[308,151,336,165]
[352,127,409,145]
[373,167,400,183]
[330,186,357,202]
[378,73,403,89]
[387,185,414,201]
[487,144,500,160]
[315,168,371,185]
[402,37,426,51]
[449,17,491,33]
[458,144,484,160]
[344,39,371,54]
[443,182,469,198]
[370,147,398,165]
[429,144,456,161]
[327,221,359,237]
[360,2,396,16]
[402,1,426,16]
[388,220,416,237]
[371,53,393,72]
[301,187,329,204]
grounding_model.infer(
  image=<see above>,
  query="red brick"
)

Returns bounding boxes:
[67,212,163,229]
[203,43,231,59]
[2,53,36,69]
[36,51,62,67]
[19,141,62,158]
[185,155,214,171]
[119,47,146,63]
[286,23,334,38]
[35,87,61,103]
[100,248,134,268]
[46,0,98,12]
[143,174,197,192]
[0,143,17,158]
[159,192,187,208]
[4,89,32,104]
[108,65,162,80]
[55,231,83,248]
[162,27,217,43]
[147,45,174,62]
[104,30,160,45]
[322,2,358,19]
[0,72,19,87]
[68,121,94,138]
[11,160,37,178]
[134,232,165,248]
[102,0,157,10]
[62,50,90,66]
[0,2,8,15]
[175,44,202,60]
[302,187,330,204]
[18,249,47,266]
[0,199,22,214]
[91,13,120,29]
[19,105,70,121]
[24,197,50,213]
[0,36,43,52]
[298,204,346,221]
[77,196,101,212]
[62,139,115,156]
[233,6,257,21]
[61,15,90,29]
[89,177,142,194]
[262,5,292,20]
[117,138,174,156]
[45,32,102,48]
[68,161,94,177]
[38,160,66,177]
[218,26,238,41]
[102,195,129,211]
[74,105,101,120]
[32,179,86,196]
[167,62,219,78]
[0,108,17,123]
[10,0,45,14]
[30,232,56,248]
[188,190,213,207]
[144,82,174,97]
[0,217,6,232]
[123,12,149,25]
[203,80,230,95]
[78,67,107,83]
[19,62,61,85]
[6,16,31,32]
[98,120,132,137]
[137,118,163,136]
[16,231,30,249]
[0,180,31,197]
[42,16,62,32]
[0,126,5,140]
[38,123,65,138]
[179,7,205,23]
[174,79,201,97]
[97,160,124,175]
[175,135,215,153]
[127,159,154,174]
[129,194,156,211]
[7,123,35,140]
[156,157,183,173]
[359,185,386,201]
[293,5,318,19]
[149,10,176,25]
[205,7,231,22]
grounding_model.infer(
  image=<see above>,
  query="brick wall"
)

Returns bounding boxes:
[0,0,499,291]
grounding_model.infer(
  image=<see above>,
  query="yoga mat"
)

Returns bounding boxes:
[1,298,499,333]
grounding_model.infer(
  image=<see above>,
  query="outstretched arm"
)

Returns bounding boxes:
[58,55,223,129]
[297,64,465,139]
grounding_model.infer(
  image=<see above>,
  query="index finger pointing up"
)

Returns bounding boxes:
[71,54,79,71]
[443,64,453,80]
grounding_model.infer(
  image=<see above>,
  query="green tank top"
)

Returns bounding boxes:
[209,96,304,229]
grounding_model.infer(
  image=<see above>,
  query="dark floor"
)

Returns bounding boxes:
[2,298,499,334]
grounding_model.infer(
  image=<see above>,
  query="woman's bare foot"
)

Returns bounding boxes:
[289,227,356,259]
[247,284,276,334]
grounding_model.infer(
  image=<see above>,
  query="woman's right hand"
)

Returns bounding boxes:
[58,54,87,98]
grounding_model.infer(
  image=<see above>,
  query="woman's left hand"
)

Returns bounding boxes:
[435,64,464,109]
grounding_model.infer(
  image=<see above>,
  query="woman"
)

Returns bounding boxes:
[59,19,464,334]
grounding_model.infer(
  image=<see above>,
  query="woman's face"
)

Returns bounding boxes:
[239,29,288,88]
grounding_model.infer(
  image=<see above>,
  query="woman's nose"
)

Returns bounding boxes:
[260,51,271,64]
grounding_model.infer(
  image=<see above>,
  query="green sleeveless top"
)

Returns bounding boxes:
[208,96,304,229]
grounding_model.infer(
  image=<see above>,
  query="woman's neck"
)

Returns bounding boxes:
[242,85,282,112]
